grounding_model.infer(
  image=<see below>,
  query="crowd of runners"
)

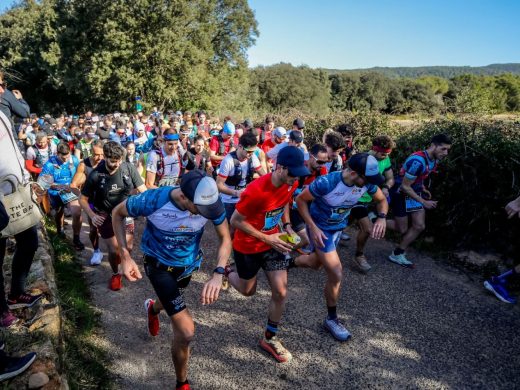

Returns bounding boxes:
[1,87,519,388]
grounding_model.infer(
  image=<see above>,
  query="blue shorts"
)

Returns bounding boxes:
[306,227,342,253]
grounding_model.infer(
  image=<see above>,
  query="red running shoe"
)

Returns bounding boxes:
[0,311,19,328]
[176,383,190,390]
[109,274,122,291]
[144,299,159,336]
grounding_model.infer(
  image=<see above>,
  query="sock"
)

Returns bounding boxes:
[73,234,80,242]
[327,306,337,320]
[394,247,405,256]
[176,379,189,389]
[265,318,279,339]
[355,251,364,257]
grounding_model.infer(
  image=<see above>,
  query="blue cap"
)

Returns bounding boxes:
[223,122,235,135]
[276,146,310,177]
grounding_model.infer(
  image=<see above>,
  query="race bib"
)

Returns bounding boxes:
[327,206,351,224]
[262,206,284,232]
[405,196,423,213]
[59,191,79,204]
[158,175,179,187]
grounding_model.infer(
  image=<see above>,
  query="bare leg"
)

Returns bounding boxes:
[399,210,425,250]
[170,309,195,384]
[265,270,288,323]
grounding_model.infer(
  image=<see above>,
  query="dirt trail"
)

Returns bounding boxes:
[66,217,520,389]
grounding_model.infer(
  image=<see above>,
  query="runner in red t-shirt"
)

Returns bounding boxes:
[261,127,287,171]
[225,146,309,363]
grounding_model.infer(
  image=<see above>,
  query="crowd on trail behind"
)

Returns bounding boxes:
[2,78,520,389]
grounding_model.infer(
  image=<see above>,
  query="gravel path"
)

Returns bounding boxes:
[68,216,520,389]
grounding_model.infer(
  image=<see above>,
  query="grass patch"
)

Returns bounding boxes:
[45,219,113,389]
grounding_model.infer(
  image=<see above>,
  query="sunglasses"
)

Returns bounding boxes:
[312,155,327,165]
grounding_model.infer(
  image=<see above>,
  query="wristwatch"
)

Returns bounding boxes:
[213,266,225,275]
[377,212,387,219]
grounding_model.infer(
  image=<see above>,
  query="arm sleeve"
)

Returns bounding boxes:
[309,174,336,198]
[403,157,425,181]
[25,159,41,174]
[366,184,378,195]
[217,156,232,178]
[3,90,30,118]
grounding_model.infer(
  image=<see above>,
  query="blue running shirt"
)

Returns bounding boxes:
[309,171,377,231]
[126,187,226,267]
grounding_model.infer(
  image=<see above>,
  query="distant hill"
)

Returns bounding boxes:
[323,63,520,79]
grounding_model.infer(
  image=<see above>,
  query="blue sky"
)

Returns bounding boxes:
[2,0,519,69]
[247,0,520,69]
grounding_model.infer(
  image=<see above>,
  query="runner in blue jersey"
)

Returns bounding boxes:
[386,133,452,267]
[111,170,231,390]
[292,153,388,341]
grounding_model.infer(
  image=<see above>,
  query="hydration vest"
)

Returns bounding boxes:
[34,145,51,168]
[217,134,234,156]
[224,151,253,189]
[398,150,438,186]
[154,147,183,185]
[329,156,342,173]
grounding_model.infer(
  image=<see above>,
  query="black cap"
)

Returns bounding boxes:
[293,118,305,130]
[289,130,303,144]
[277,146,310,177]
[348,153,385,185]
[180,170,225,220]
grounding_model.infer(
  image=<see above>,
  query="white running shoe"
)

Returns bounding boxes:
[90,251,103,266]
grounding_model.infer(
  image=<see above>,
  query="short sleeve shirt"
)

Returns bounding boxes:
[309,171,377,231]
[81,161,144,214]
[126,187,225,267]
[396,151,437,192]
[218,153,261,203]
[233,173,298,254]
[209,135,238,167]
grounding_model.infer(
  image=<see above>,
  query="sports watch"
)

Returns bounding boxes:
[213,266,225,275]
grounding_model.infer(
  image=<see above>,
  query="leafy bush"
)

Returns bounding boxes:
[252,111,520,256]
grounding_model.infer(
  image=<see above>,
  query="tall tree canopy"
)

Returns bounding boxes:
[0,0,258,113]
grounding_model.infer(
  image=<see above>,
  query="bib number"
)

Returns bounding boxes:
[327,206,350,224]
[262,206,284,232]
[158,176,179,187]
[405,196,423,213]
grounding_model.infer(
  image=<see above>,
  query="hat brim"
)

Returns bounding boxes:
[365,173,385,186]
[196,198,225,220]
[288,165,311,177]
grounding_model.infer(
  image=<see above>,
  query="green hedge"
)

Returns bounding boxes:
[253,111,520,256]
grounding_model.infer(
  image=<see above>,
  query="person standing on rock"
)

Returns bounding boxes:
[79,141,147,291]
[386,133,452,267]
[224,146,310,363]
[484,195,520,304]
[111,170,231,390]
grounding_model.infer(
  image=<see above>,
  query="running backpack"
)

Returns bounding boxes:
[224,151,253,188]
[398,150,438,186]
[34,145,51,168]
[154,147,183,185]
[217,134,234,155]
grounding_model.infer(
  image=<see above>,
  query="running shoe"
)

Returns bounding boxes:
[176,384,191,390]
[7,293,43,309]
[352,254,372,273]
[0,311,19,328]
[388,252,414,268]
[109,274,122,291]
[340,232,350,241]
[484,278,517,304]
[259,336,293,363]
[73,238,85,251]
[0,352,36,382]
[57,230,66,239]
[90,251,103,266]
[144,299,160,336]
[323,317,351,341]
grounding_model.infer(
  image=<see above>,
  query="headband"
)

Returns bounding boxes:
[164,134,179,141]
[372,145,392,154]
